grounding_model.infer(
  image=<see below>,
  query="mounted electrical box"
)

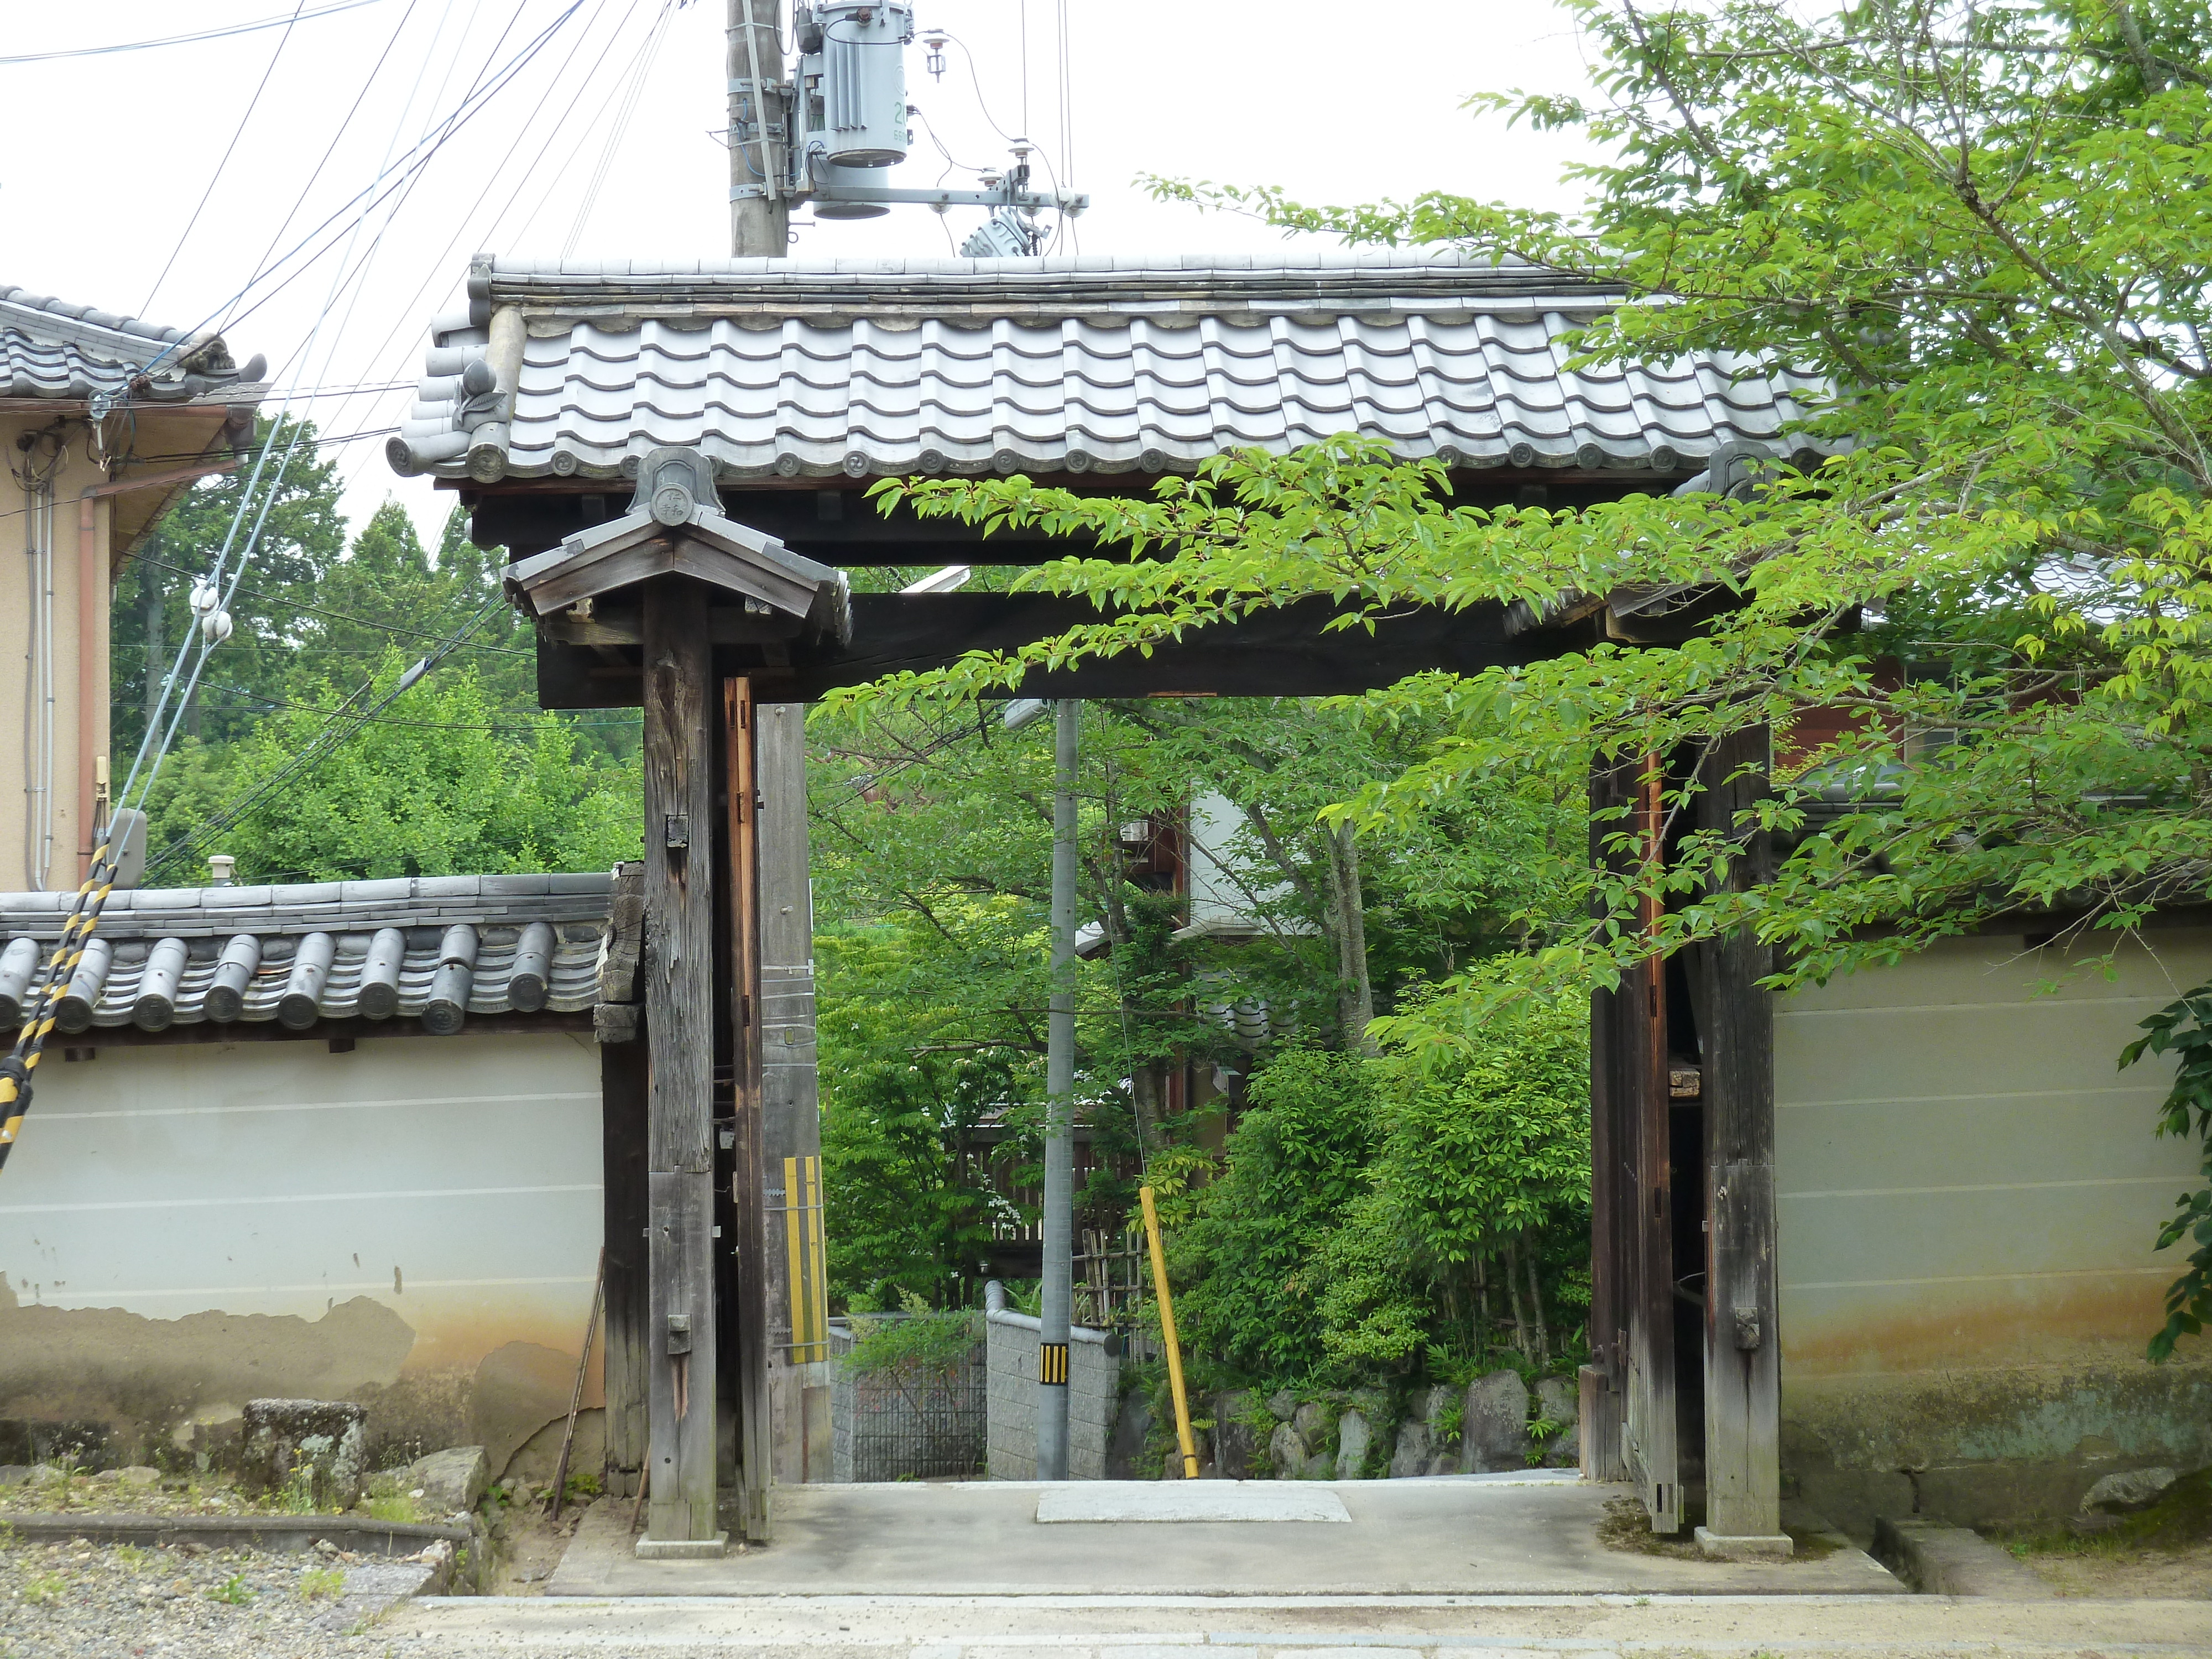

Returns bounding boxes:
[795,2,914,170]
[736,4,1087,237]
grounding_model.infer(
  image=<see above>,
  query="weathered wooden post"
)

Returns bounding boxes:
[640,576,722,1553]
[1693,724,1787,1559]
[502,447,850,1554]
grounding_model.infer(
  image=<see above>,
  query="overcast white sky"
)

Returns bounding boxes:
[4,0,1600,545]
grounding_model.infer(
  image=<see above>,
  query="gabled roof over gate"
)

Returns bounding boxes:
[387,252,1827,487]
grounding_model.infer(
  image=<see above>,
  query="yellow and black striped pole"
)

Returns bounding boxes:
[0,834,118,1175]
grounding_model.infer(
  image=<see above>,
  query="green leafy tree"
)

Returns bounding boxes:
[848,0,2212,1356]
[1171,1049,1381,1383]
[139,654,640,883]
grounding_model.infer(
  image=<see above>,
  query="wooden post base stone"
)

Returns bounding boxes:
[1694,1526,1793,1562]
[635,1532,729,1561]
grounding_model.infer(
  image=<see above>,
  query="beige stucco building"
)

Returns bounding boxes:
[0,282,263,890]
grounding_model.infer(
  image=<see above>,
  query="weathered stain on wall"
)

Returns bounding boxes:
[0,1032,603,1477]
[1775,929,2212,1526]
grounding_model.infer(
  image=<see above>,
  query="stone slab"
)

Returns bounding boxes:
[1035,1482,1350,1524]
[1871,1515,2053,1598]
[387,1590,2212,1655]
[546,1484,1910,1598]
[637,1531,729,1559]
[1694,1525,1793,1561]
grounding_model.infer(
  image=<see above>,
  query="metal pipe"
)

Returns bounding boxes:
[1036,697,1078,1480]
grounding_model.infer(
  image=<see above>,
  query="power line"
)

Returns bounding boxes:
[142,0,313,317]
[196,685,639,731]
[0,0,389,65]
[126,553,538,655]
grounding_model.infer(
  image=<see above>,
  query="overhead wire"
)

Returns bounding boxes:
[141,0,312,318]
[563,0,680,257]
[1,0,597,1173]
[328,0,649,493]
[121,0,586,392]
[0,0,390,65]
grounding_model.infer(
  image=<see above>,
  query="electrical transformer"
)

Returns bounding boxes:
[795,1,914,171]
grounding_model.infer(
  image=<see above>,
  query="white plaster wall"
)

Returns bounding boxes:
[0,1030,602,1376]
[1773,930,2212,1376]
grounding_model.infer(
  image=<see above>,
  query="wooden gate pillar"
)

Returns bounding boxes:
[758,702,831,1483]
[1693,725,1787,1558]
[640,577,723,1555]
[724,678,773,1541]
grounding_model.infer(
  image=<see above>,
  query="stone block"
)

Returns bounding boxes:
[1291,1400,1331,1443]
[1266,1389,1298,1421]
[240,1399,368,1510]
[1872,1515,2053,1597]
[1389,1420,1433,1479]
[118,1466,161,1490]
[401,1446,489,1515]
[1535,1374,1579,1428]
[1334,1410,1371,1480]
[1461,1371,1532,1474]
[2081,1466,2179,1515]
[1212,1392,1256,1479]
[1299,1451,1334,1481]
[1267,1422,1306,1481]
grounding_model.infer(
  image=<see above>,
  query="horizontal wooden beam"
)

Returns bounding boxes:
[535,591,1594,707]
[465,472,1693,564]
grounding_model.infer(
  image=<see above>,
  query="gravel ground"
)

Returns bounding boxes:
[0,1533,434,1658]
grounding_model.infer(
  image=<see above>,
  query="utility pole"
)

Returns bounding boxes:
[728,0,790,259]
[1036,698,1078,1479]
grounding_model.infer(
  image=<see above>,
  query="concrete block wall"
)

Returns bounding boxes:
[983,1282,1119,1479]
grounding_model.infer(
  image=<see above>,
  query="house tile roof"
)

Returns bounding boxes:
[0,873,612,1036]
[0,283,263,405]
[388,252,1828,485]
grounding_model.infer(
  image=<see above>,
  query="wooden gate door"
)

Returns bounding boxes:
[1591,753,1680,1531]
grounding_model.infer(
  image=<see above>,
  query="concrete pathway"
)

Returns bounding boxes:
[547,1479,1903,1599]
[383,1591,2212,1656]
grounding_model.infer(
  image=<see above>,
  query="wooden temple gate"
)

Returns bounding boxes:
[399,254,1808,1553]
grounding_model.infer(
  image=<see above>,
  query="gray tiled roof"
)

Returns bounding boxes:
[0,873,612,1036]
[0,284,259,404]
[388,252,1828,484]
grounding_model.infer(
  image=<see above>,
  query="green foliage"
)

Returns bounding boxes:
[1173,1050,1381,1380]
[19,1571,65,1606]
[136,651,641,884]
[1173,978,1588,1388]
[298,1567,346,1601]
[818,914,1028,1311]
[837,0,2212,1358]
[842,1299,984,1380]
[114,424,640,883]
[2123,988,2212,1360]
[358,1493,421,1524]
[208,1573,255,1605]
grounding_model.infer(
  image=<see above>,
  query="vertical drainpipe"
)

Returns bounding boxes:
[75,492,103,879]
